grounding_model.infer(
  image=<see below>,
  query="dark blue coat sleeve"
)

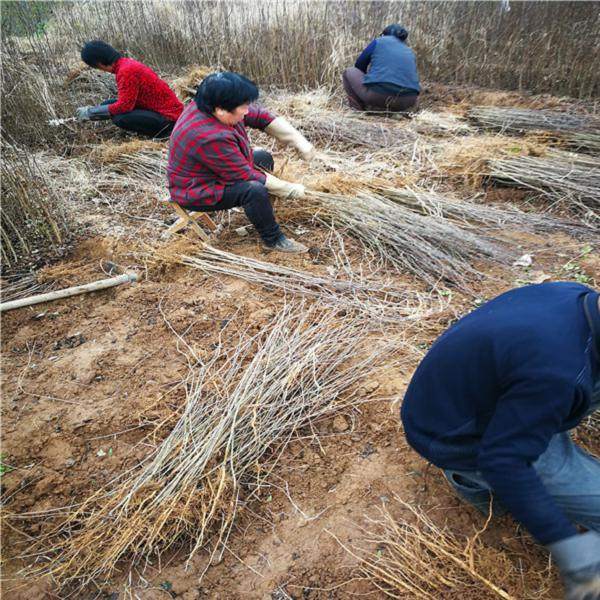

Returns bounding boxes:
[355,39,376,72]
[478,373,579,545]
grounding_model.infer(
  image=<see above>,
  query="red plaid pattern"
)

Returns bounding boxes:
[167,102,275,207]
[109,58,183,122]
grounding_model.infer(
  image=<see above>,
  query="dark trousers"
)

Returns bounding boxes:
[187,150,282,246]
[342,67,419,112]
[101,99,175,138]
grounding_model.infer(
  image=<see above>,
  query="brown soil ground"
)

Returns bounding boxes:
[1,82,598,600]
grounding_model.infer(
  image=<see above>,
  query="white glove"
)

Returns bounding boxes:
[265,116,315,161]
[265,174,305,199]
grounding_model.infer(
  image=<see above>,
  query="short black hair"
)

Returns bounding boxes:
[81,40,122,67]
[382,24,409,42]
[195,72,259,114]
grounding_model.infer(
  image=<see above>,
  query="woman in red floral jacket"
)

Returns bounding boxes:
[76,40,183,138]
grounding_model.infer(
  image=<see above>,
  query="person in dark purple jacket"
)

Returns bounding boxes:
[343,24,421,113]
[401,282,600,600]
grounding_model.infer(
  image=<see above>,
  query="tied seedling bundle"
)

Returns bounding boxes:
[469,106,600,154]
[25,304,400,589]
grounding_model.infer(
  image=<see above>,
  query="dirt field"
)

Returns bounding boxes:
[1,81,598,599]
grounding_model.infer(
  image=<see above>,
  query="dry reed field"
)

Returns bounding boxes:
[1,2,599,599]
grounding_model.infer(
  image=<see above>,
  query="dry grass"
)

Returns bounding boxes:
[409,110,474,137]
[11,0,600,98]
[171,65,215,101]
[36,147,166,208]
[89,140,169,184]
[266,88,336,114]
[65,64,118,99]
[337,496,557,599]
[92,139,167,163]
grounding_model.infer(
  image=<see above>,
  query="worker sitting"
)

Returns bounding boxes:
[76,40,183,138]
[401,282,600,600]
[167,72,314,253]
[343,24,420,113]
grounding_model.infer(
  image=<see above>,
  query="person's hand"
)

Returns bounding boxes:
[285,182,305,199]
[265,174,306,199]
[297,143,315,162]
[548,532,600,600]
[76,106,92,121]
[562,563,600,600]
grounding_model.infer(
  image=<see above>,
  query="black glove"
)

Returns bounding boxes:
[76,104,111,121]
[548,531,600,600]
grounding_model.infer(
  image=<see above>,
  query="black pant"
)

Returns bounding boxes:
[342,68,419,112]
[101,99,175,138]
[187,150,282,246]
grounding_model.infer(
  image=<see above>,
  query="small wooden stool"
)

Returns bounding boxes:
[162,200,219,242]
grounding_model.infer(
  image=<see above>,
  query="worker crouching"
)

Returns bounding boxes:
[167,72,313,253]
[401,282,600,600]
[76,40,184,138]
[343,24,420,113]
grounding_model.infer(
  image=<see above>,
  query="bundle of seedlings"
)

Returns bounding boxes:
[300,189,511,289]
[369,185,592,237]
[176,245,446,325]
[91,140,168,183]
[340,496,556,599]
[297,111,420,151]
[26,304,397,588]
[489,150,600,217]
[469,106,599,134]
[1,143,72,272]
[469,106,600,153]
[433,135,547,188]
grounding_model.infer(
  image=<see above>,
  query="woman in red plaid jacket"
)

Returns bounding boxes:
[76,41,183,138]
[167,72,314,253]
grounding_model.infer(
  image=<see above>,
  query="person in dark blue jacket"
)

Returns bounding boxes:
[401,282,600,600]
[343,24,420,113]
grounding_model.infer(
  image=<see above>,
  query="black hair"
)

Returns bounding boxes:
[381,24,409,41]
[81,40,122,67]
[195,72,259,114]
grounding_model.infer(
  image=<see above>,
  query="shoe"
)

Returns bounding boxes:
[264,235,308,253]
